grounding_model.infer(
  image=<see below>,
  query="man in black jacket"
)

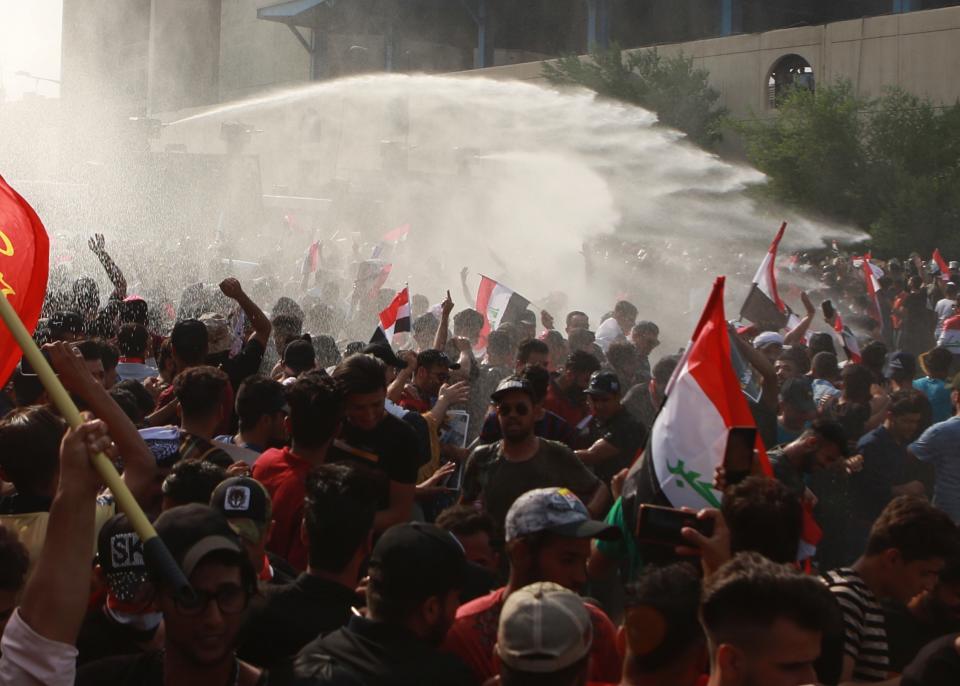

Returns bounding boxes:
[278,522,475,686]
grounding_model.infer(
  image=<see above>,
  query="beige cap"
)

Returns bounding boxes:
[496,582,593,674]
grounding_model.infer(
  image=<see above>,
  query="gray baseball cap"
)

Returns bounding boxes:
[505,488,620,542]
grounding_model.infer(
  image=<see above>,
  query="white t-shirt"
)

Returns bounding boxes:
[0,609,77,686]
[935,298,957,337]
[595,317,623,353]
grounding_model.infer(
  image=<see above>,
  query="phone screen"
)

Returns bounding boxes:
[635,505,708,547]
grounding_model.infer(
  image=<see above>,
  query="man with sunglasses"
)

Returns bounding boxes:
[399,349,462,413]
[77,503,265,686]
[461,376,609,535]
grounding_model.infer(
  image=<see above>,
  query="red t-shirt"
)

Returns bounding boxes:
[442,587,622,684]
[543,381,590,430]
[251,447,312,571]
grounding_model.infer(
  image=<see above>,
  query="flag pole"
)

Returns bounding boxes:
[0,294,194,601]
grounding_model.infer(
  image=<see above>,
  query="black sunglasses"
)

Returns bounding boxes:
[498,402,531,417]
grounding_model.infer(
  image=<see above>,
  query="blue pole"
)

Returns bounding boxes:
[587,0,597,51]
[720,0,732,36]
[477,0,487,68]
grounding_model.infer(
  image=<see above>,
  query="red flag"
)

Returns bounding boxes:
[933,249,950,282]
[382,223,410,243]
[740,223,789,329]
[0,176,50,383]
[371,287,411,343]
[832,311,862,363]
[862,259,883,327]
[301,241,320,275]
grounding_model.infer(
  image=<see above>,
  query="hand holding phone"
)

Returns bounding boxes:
[635,504,714,548]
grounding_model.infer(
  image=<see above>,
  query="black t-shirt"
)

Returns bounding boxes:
[281,615,476,686]
[76,606,159,666]
[239,573,356,669]
[328,414,420,509]
[211,338,267,393]
[591,408,648,485]
[461,438,602,535]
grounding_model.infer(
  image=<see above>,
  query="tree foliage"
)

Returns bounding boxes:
[736,82,960,256]
[542,44,728,148]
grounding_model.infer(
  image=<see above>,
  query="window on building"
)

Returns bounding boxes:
[767,54,814,108]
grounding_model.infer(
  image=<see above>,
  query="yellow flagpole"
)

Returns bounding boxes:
[0,294,193,600]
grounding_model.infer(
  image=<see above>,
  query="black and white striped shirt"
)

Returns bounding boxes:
[822,568,890,682]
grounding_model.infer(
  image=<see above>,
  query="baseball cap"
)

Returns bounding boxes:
[884,351,917,378]
[416,348,461,371]
[779,377,816,414]
[199,313,235,355]
[518,309,537,325]
[49,310,85,335]
[368,522,467,600]
[753,331,785,349]
[491,375,536,402]
[505,487,620,542]
[363,342,408,369]
[210,477,272,545]
[138,426,181,468]
[97,513,149,602]
[584,370,621,396]
[496,582,593,674]
[153,503,244,580]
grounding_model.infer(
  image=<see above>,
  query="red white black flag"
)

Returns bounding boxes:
[476,275,530,348]
[371,286,411,344]
[740,222,789,330]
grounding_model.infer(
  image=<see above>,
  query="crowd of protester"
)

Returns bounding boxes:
[1,234,960,685]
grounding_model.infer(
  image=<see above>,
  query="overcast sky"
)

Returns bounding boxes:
[0,0,62,101]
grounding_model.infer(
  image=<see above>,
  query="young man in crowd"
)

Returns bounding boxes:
[596,300,638,353]
[76,504,263,685]
[543,350,601,431]
[170,365,235,463]
[622,354,681,430]
[494,582,594,686]
[913,347,955,423]
[776,376,817,445]
[477,364,577,447]
[76,514,163,666]
[847,390,929,552]
[435,504,500,574]
[909,374,960,523]
[160,459,227,510]
[329,354,422,532]
[630,320,660,385]
[208,277,273,393]
[444,487,622,684]
[282,522,475,685]
[253,372,343,570]
[701,552,840,686]
[115,323,158,383]
[238,464,379,667]
[460,376,609,534]
[576,369,648,486]
[515,338,550,371]
[210,476,296,587]
[823,496,959,683]
[766,418,849,497]
[214,375,289,464]
[812,352,842,407]
[617,562,706,686]
[399,349,461,413]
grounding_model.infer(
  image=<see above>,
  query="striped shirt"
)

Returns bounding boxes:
[822,568,889,682]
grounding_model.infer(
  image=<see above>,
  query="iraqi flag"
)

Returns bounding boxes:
[740,222,789,330]
[370,286,411,344]
[832,311,862,363]
[933,249,950,282]
[629,276,771,512]
[476,275,530,348]
[371,223,410,259]
[301,241,320,275]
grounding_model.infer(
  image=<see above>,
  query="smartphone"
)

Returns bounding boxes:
[18,349,52,377]
[635,504,714,547]
[723,426,757,487]
[822,299,836,323]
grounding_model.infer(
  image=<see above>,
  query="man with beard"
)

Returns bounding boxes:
[460,376,609,535]
[701,553,840,686]
[280,522,475,685]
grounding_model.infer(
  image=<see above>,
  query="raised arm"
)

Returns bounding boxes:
[47,342,157,507]
[87,233,127,301]
[433,290,454,352]
[783,292,815,346]
[730,326,779,411]
[220,277,272,347]
[460,267,474,306]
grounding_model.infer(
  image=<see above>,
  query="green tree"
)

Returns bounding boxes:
[736,82,960,257]
[542,44,728,148]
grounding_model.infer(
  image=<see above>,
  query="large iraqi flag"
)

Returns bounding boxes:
[631,276,770,510]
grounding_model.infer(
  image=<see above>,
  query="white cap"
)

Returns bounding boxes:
[496,582,593,673]
[753,331,785,349]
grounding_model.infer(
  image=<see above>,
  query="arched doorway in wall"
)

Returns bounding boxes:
[767,54,815,108]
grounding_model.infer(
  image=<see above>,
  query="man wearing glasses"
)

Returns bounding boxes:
[460,376,609,536]
[77,503,265,686]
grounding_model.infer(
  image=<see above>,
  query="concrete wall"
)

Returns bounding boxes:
[466,5,960,120]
